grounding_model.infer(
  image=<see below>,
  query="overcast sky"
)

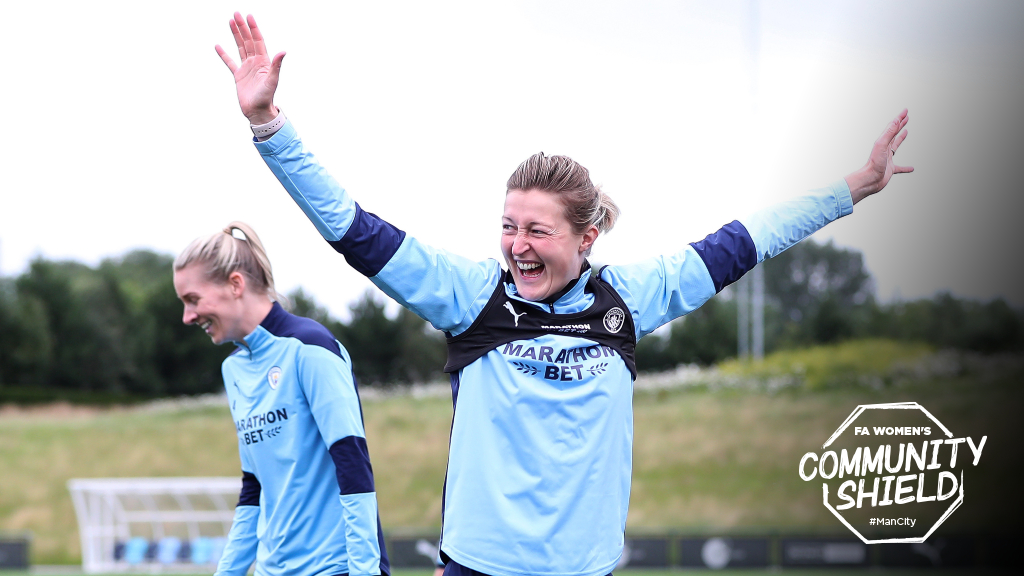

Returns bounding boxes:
[2,0,1022,319]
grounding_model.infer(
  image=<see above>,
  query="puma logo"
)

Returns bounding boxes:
[504,301,527,327]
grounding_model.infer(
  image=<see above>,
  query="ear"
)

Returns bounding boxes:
[578,225,599,254]
[227,271,247,298]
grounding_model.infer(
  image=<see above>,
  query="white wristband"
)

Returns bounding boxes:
[250,109,286,139]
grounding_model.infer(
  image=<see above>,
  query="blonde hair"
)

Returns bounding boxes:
[174,221,280,301]
[506,152,620,238]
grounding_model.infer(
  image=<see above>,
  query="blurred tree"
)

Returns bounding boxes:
[393,306,447,383]
[669,295,738,365]
[332,290,446,385]
[14,259,128,392]
[872,292,1023,353]
[2,244,1019,402]
[287,287,334,328]
[634,329,673,373]
[640,239,874,368]
[762,238,874,347]
[118,251,229,396]
[0,278,53,387]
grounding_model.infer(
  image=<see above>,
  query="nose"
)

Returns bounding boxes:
[182,307,197,325]
[511,231,530,257]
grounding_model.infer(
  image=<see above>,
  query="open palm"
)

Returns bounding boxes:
[215,13,285,125]
[846,109,915,204]
[867,109,912,190]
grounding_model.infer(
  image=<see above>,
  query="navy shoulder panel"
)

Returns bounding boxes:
[328,202,406,277]
[260,302,343,359]
[689,220,757,293]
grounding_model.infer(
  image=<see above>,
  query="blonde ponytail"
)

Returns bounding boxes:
[595,190,620,234]
[174,221,280,301]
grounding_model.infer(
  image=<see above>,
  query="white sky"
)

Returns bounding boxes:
[1,0,1022,319]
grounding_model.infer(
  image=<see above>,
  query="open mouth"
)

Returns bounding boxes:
[200,320,213,333]
[517,261,544,279]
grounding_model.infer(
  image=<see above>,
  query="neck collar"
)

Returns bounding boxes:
[236,301,286,353]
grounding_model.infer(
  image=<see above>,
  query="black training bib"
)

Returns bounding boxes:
[444,266,637,378]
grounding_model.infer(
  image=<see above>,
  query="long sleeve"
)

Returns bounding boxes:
[214,468,260,576]
[297,343,382,576]
[254,121,500,336]
[604,180,854,338]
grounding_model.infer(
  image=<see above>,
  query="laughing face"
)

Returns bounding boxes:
[173,264,247,345]
[502,188,598,301]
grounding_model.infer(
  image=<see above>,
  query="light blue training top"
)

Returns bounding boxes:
[216,303,389,576]
[253,120,852,576]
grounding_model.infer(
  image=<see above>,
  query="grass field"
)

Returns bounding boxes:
[1,340,1021,566]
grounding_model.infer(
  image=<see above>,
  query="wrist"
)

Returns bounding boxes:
[844,166,872,205]
[246,105,280,126]
[250,108,286,140]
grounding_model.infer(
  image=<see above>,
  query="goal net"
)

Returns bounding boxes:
[67,477,241,574]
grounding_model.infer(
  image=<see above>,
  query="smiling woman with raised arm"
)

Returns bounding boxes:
[216,12,913,576]
[173,221,389,576]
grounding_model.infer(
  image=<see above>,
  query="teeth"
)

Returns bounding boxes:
[517,262,541,270]
[200,321,212,331]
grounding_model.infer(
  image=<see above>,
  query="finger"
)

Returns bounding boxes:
[877,109,908,149]
[234,12,255,59]
[215,44,239,73]
[248,14,269,57]
[229,19,246,62]
[882,109,907,142]
[892,129,909,152]
[267,51,286,86]
[895,117,909,142]
[894,165,915,174]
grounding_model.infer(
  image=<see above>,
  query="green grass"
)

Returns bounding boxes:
[2,340,1021,566]
[716,339,936,389]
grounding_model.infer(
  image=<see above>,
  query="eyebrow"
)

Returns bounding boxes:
[502,216,553,227]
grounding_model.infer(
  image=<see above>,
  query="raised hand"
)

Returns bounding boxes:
[215,13,285,125]
[845,109,915,204]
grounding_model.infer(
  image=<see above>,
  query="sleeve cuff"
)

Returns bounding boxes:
[832,178,854,218]
[254,119,299,156]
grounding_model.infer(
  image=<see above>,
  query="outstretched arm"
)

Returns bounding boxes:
[215,12,285,125]
[608,110,915,337]
[218,14,501,335]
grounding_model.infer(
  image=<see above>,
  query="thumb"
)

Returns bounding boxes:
[268,51,286,85]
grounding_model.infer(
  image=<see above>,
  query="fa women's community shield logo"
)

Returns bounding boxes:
[603,307,625,333]
[267,367,283,390]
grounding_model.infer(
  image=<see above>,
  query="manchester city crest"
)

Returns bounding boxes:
[603,307,625,333]
[267,366,283,390]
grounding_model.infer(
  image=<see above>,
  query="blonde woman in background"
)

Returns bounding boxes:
[173,222,390,576]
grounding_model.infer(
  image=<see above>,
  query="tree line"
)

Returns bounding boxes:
[0,242,1020,402]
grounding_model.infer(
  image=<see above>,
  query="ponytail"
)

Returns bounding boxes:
[595,190,620,234]
[174,221,280,302]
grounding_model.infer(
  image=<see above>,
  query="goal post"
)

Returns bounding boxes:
[67,477,241,574]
